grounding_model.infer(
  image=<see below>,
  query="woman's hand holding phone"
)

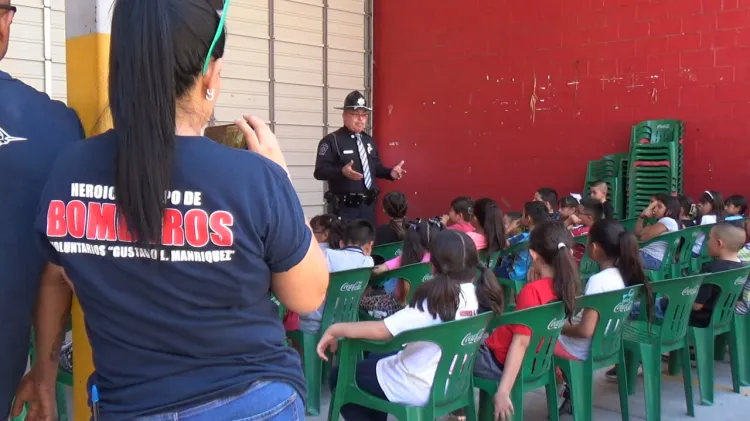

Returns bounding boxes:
[235,115,289,177]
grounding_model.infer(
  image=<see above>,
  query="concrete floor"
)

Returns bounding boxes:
[309,362,750,421]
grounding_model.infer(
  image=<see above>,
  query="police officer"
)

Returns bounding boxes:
[0,1,85,418]
[314,91,405,225]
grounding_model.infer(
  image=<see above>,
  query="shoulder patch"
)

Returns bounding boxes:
[318,143,329,156]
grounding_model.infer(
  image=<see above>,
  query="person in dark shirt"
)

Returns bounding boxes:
[374,191,408,246]
[691,223,747,328]
[22,1,329,420]
[589,180,615,219]
[0,2,85,418]
[314,91,406,225]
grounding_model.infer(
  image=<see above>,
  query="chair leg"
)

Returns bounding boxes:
[56,383,69,421]
[714,333,729,362]
[616,352,631,421]
[730,319,743,392]
[566,364,593,421]
[301,334,322,416]
[692,328,716,406]
[545,370,560,421]
[465,391,478,421]
[624,348,640,396]
[640,345,663,421]
[735,316,750,386]
[478,389,495,421]
[680,343,695,417]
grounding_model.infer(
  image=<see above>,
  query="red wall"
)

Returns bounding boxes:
[373,0,750,220]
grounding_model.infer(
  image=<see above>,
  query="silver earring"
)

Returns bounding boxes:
[205,88,215,101]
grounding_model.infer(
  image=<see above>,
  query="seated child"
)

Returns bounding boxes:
[535,187,560,220]
[558,196,579,222]
[320,230,505,421]
[677,195,697,228]
[557,220,652,376]
[568,198,604,263]
[636,194,681,270]
[724,194,747,222]
[692,190,724,256]
[441,196,475,233]
[375,191,409,246]
[310,214,337,249]
[497,201,549,281]
[468,198,507,254]
[474,221,580,420]
[691,223,747,328]
[589,180,615,219]
[504,211,524,245]
[363,220,441,318]
[298,220,375,334]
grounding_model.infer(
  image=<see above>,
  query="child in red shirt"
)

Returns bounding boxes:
[473,221,580,420]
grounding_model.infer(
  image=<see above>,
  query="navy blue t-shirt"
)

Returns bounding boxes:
[35,130,311,419]
[0,71,83,417]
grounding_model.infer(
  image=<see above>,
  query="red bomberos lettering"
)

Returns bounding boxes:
[46,200,235,247]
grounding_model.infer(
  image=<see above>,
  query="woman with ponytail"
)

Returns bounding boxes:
[318,230,504,421]
[375,191,409,245]
[475,221,580,420]
[29,1,327,419]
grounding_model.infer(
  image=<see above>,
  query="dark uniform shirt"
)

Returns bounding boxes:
[314,127,392,194]
[0,70,84,418]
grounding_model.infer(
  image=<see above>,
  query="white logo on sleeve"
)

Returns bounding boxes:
[0,127,27,147]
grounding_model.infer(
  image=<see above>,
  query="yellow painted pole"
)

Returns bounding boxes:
[64,1,114,419]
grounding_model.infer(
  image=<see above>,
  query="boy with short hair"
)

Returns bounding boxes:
[589,180,615,219]
[535,187,559,220]
[691,223,747,327]
[298,219,375,333]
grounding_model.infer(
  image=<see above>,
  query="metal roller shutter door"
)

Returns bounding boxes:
[1,0,67,102]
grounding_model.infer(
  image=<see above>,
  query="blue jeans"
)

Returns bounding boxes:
[640,251,662,271]
[133,381,304,421]
[330,353,393,421]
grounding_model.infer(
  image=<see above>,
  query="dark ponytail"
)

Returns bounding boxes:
[529,221,579,318]
[327,217,346,249]
[109,0,226,243]
[383,191,408,240]
[474,198,506,254]
[411,230,504,321]
[589,219,654,319]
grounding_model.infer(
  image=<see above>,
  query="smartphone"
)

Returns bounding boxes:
[204,124,247,150]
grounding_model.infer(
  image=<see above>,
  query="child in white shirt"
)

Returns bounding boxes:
[317,230,505,421]
[692,190,724,256]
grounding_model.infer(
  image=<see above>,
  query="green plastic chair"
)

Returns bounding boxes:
[372,241,403,261]
[479,250,503,270]
[638,230,683,281]
[672,225,703,278]
[689,224,716,275]
[287,267,373,415]
[734,313,750,386]
[555,287,642,421]
[362,262,433,320]
[688,266,750,405]
[9,399,27,421]
[328,313,493,421]
[622,274,705,421]
[475,302,567,421]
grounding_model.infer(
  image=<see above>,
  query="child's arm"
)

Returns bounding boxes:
[372,264,388,275]
[492,334,531,419]
[316,321,392,361]
[561,308,599,338]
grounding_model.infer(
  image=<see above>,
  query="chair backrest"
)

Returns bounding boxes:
[490,302,567,387]
[320,267,374,330]
[370,262,433,302]
[479,250,503,270]
[575,286,642,364]
[701,266,750,331]
[372,241,403,261]
[673,225,704,277]
[640,230,683,279]
[649,274,705,345]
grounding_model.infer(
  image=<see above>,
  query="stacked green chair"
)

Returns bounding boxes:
[626,120,684,217]
[555,286,642,421]
[287,267,373,415]
[475,302,567,421]
[328,313,492,421]
[689,266,750,405]
[372,241,403,261]
[622,274,704,421]
[583,153,628,219]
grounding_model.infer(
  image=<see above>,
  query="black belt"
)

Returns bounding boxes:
[325,189,379,208]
